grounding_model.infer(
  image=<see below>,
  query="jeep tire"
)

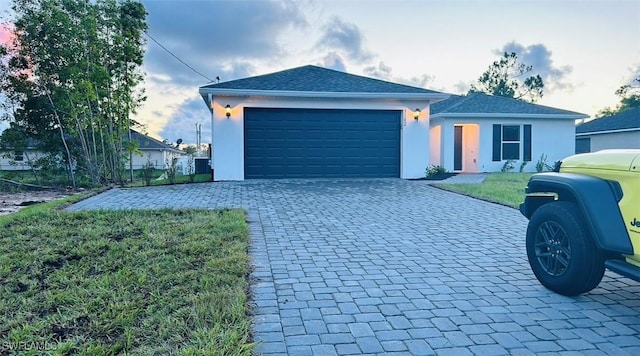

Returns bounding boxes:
[526,201,605,296]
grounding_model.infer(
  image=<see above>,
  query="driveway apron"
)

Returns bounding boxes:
[68,179,640,355]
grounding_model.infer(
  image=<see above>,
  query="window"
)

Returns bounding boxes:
[502,125,520,160]
[492,124,532,161]
[14,150,24,162]
[576,137,591,154]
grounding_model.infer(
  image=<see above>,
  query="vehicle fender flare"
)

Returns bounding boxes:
[520,172,633,255]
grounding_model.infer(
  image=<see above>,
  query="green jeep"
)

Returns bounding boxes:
[520,149,640,296]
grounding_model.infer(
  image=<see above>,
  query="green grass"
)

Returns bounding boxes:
[435,172,534,208]
[0,205,253,355]
[1,169,213,189]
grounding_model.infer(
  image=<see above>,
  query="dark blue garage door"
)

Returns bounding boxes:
[244,108,401,179]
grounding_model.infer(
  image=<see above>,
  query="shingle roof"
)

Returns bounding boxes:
[200,65,445,94]
[129,130,183,153]
[575,108,640,134]
[431,93,587,118]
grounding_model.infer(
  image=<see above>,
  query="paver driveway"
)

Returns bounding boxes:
[68,179,640,355]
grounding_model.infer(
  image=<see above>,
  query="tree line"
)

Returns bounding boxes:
[0,0,147,188]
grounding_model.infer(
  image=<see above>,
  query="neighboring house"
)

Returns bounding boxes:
[198,65,587,180]
[0,130,182,171]
[0,138,46,171]
[575,108,640,153]
[430,93,588,172]
[128,129,185,169]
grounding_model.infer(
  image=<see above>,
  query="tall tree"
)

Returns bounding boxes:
[0,0,147,187]
[597,77,640,116]
[469,52,544,103]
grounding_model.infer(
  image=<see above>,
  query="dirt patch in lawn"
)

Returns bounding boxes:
[0,190,75,216]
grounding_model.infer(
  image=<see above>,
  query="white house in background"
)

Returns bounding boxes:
[198,65,587,180]
[0,130,183,171]
[128,129,185,169]
[429,93,588,172]
[575,108,640,153]
[0,139,45,171]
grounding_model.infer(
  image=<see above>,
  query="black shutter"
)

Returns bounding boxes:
[523,124,532,161]
[492,124,502,161]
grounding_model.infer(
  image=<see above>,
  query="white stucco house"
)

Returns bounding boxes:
[430,93,588,172]
[0,139,44,171]
[128,129,185,169]
[575,108,640,153]
[0,130,183,171]
[199,65,587,180]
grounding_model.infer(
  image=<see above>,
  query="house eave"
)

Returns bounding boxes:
[430,113,588,120]
[576,127,640,136]
[199,88,450,107]
[138,147,184,154]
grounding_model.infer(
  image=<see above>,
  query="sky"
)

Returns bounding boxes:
[1,0,639,145]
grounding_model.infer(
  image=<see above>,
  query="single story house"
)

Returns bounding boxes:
[575,108,640,153]
[0,138,44,171]
[430,93,588,172]
[129,129,185,169]
[199,65,588,180]
[0,130,183,171]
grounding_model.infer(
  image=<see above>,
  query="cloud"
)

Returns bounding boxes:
[363,61,436,89]
[142,0,307,86]
[495,41,574,92]
[453,81,472,94]
[363,61,392,80]
[158,97,211,145]
[320,51,347,72]
[623,62,640,86]
[316,17,373,63]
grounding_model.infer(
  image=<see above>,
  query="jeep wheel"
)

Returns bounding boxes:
[526,202,605,296]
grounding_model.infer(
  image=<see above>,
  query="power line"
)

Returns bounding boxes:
[144,31,215,83]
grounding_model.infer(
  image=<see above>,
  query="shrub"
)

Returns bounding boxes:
[187,154,196,183]
[501,160,516,172]
[536,154,553,172]
[141,156,155,186]
[165,154,178,184]
[425,165,447,178]
[519,160,528,173]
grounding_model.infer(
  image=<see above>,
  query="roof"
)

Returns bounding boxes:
[129,130,183,153]
[575,108,640,135]
[430,93,588,119]
[199,65,449,101]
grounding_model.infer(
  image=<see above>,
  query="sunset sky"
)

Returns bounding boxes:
[1,0,639,144]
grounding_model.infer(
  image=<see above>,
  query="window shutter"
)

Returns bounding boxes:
[523,124,532,161]
[492,124,501,161]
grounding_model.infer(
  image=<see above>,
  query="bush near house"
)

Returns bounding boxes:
[0,202,253,355]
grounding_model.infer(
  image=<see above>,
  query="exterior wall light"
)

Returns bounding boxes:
[414,108,421,120]
[225,104,232,118]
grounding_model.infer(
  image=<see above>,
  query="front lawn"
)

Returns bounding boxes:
[0,205,253,355]
[435,172,534,208]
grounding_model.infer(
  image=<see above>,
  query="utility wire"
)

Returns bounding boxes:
[144,31,215,83]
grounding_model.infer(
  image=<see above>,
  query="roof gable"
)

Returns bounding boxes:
[129,130,183,153]
[576,108,640,134]
[200,65,445,95]
[431,93,587,118]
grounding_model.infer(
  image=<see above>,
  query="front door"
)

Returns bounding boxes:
[454,126,463,171]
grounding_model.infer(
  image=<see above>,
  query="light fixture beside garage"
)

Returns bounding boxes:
[414,108,421,120]
[225,105,232,118]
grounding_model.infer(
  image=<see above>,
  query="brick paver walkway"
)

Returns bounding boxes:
[68,179,640,355]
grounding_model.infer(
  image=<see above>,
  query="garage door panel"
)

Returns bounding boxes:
[244,108,400,178]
